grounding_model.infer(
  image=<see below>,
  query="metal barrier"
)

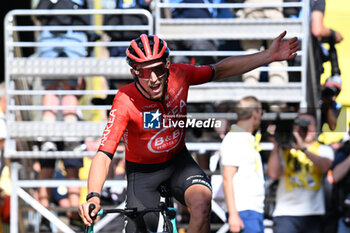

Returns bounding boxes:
[4,9,153,233]
[155,1,305,39]
[154,0,310,109]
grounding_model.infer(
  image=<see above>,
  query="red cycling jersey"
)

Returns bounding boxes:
[98,63,214,164]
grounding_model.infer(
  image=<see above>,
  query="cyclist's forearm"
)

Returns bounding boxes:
[212,50,271,81]
[87,151,112,198]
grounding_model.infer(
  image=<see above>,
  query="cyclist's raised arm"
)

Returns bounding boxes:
[80,151,111,226]
[212,31,299,81]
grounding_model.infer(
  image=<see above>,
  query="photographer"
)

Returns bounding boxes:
[267,114,334,233]
[317,29,347,149]
[330,125,350,232]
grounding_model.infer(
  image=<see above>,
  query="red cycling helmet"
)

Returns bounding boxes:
[126,34,170,68]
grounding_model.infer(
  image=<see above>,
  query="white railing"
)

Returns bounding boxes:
[4,9,153,233]
[154,0,310,110]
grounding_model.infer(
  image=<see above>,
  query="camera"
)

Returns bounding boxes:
[321,85,339,100]
[321,74,342,101]
[276,116,312,148]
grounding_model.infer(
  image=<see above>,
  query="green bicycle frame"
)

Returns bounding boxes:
[86,209,104,233]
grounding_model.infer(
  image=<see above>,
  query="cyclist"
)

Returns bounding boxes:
[80,32,299,233]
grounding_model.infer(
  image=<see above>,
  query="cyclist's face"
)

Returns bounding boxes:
[134,61,168,100]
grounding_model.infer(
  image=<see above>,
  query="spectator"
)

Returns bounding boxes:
[211,0,237,57]
[32,0,90,231]
[33,0,89,130]
[309,0,345,147]
[37,149,85,232]
[221,96,265,233]
[329,125,350,233]
[267,114,334,233]
[32,160,72,218]
[165,0,219,65]
[237,0,288,84]
[317,26,343,145]
[237,0,289,112]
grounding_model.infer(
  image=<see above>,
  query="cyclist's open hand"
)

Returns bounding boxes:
[79,201,101,226]
[268,31,299,62]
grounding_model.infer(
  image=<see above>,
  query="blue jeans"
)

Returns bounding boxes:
[338,218,350,233]
[37,30,87,58]
[273,215,322,233]
[238,210,264,233]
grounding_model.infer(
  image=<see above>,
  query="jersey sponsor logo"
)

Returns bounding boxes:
[191,179,212,191]
[143,110,161,129]
[166,87,183,108]
[141,103,158,111]
[101,109,117,146]
[186,175,212,191]
[147,128,183,153]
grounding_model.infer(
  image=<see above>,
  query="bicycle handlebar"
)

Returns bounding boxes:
[84,204,97,233]
[89,204,97,218]
[84,202,176,233]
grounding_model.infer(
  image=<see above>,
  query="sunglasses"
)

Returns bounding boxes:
[134,65,167,80]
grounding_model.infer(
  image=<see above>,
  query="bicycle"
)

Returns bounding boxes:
[84,184,178,233]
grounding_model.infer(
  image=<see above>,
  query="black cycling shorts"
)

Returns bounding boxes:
[125,146,212,232]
